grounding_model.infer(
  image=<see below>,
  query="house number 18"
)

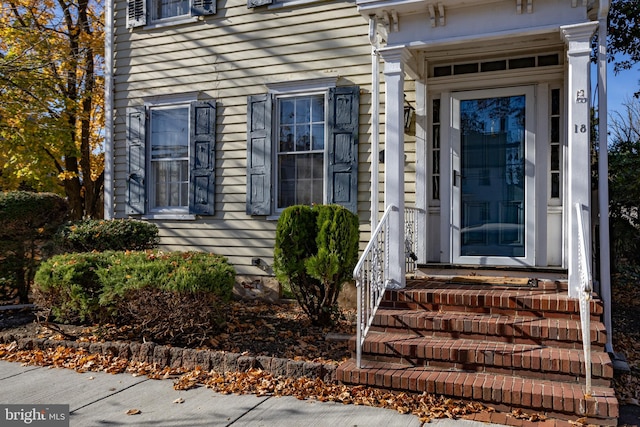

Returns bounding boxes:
[574,124,587,133]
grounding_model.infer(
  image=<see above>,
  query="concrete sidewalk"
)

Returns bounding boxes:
[0,360,506,427]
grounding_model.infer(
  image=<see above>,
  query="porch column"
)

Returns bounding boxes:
[561,22,598,298]
[380,47,411,289]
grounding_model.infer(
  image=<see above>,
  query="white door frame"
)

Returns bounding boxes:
[449,86,536,266]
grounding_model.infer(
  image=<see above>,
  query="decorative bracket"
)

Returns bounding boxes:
[428,3,445,27]
[380,9,399,33]
[516,0,533,14]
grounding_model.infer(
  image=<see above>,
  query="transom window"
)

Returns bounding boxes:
[149,105,189,211]
[276,94,326,209]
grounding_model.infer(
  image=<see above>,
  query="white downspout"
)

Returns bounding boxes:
[103,0,114,219]
[369,16,380,231]
[597,0,613,353]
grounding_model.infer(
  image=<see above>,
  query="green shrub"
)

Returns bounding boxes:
[33,250,236,324]
[54,219,159,253]
[0,191,69,303]
[32,252,108,323]
[274,204,359,326]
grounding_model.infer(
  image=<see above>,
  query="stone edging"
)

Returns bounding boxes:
[0,333,337,383]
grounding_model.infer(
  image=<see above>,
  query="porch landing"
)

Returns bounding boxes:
[336,277,618,426]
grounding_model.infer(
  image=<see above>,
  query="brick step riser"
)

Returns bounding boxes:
[382,287,603,314]
[380,301,603,321]
[365,328,607,351]
[356,353,612,386]
[336,362,618,426]
[369,313,607,350]
[356,339,613,378]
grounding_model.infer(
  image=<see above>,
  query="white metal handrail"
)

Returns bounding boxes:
[575,202,593,397]
[354,204,395,368]
[354,205,422,368]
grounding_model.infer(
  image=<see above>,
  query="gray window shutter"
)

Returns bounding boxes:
[246,94,272,215]
[327,86,359,214]
[126,106,146,215]
[126,0,146,28]
[247,0,273,8]
[192,0,216,16]
[190,101,216,215]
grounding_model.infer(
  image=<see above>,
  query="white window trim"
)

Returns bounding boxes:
[142,213,196,220]
[265,77,337,94]
[145,15,199,29]
[267,0,325,9]
[144,95,197,219]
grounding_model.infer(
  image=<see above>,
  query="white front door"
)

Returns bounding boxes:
[451,87,535,266]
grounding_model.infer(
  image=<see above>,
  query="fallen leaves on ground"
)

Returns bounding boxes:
[0,342,491,422]
[173,367,491,423]
[510,408,547,422]
[611,269,640,405]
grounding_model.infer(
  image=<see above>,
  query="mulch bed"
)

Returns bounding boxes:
[0,300,355,365]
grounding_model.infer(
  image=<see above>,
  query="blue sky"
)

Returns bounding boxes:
[602,61,638,115]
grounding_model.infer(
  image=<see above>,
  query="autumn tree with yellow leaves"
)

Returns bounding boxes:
[0,0,104,219]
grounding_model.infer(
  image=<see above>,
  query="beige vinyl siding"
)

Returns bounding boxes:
[113,0,417,274]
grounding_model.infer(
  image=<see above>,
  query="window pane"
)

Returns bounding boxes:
[551,172,560,198]
[432,99,440,123]
[278,155,296,208]
[551,88,560,116]
[280,99,295,125]
[311,96,324,122]
[152,159,188,208]
[153,0,188,19]
[460,95,526,257]
[296,124,310,151]
[312,124,324,150]
[295,98,311,123]
[151,107,189,159]
[280,126,294,152]
[551,117,560,142]
[277,153,323,208]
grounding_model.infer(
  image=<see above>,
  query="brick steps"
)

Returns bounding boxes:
[382,281,603,321]
[336,359,618,425]
[337,278,618,425]
[370,308,607,350]
[357,331,613,385]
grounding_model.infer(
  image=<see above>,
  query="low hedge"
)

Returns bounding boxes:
[33,251,236,324]
[54,219,159,253]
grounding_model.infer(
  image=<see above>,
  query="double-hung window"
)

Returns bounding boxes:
[125,101,216,217]
[277,94,325,208]
[246,85,359,216]
[126,0,216,28]
[149,106,190,210]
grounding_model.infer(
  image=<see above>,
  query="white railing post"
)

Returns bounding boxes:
[575,203,592,397]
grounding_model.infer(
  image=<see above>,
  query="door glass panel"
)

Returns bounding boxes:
[460,95,525,257]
